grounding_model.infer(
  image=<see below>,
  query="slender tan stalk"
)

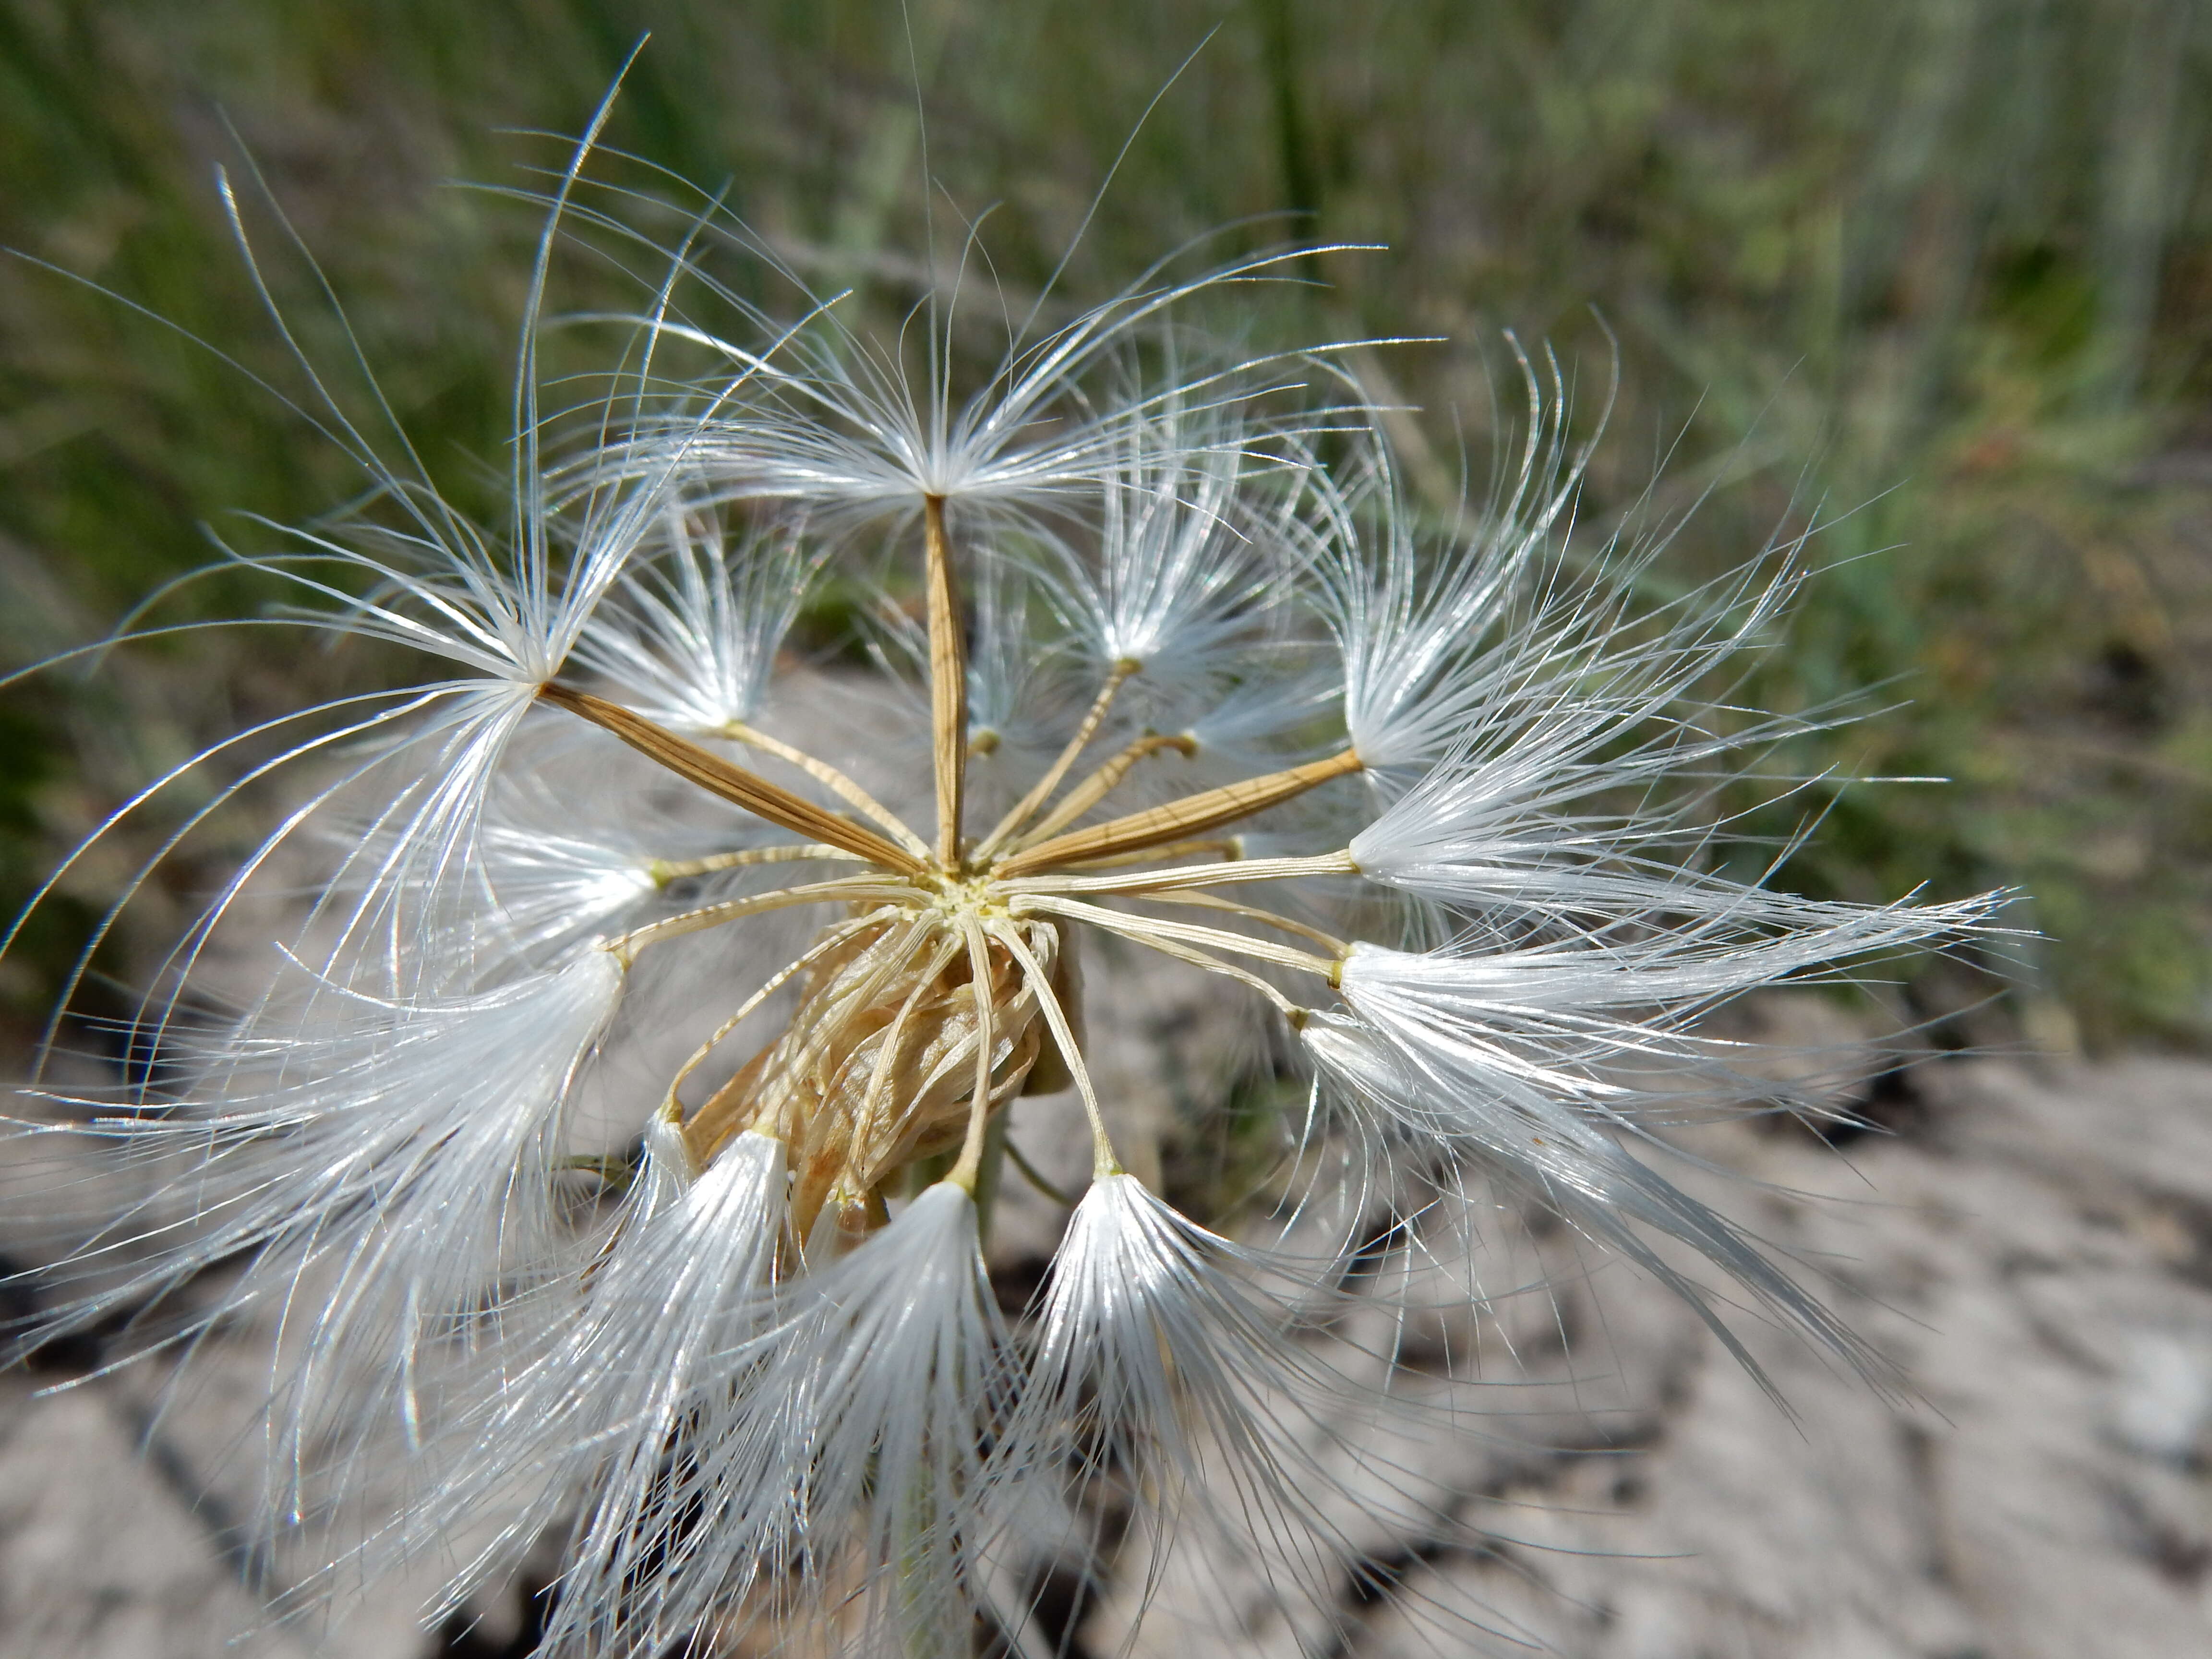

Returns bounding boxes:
[994,748,1364,876]
[661,913,890,1120]
[541,684,927,872]
[945,916,998,1190]
[1006,732,1196,850]
[691,1046,776,1161]
[972,661,1138,858]
[718,719,930,858]
[924,494,967,867]
[649,844,861,885]
[1011,851,1358,896]
[1145,890,1351,954]
[694,914,938,1160]
[603,879,915,963]
[989,918,1120,1178]
[854,933,967,1157]
[1013,902,1310,1022]
[775,916,943,1102]
[1056,837,1243,871]
[1010,893,1341,980]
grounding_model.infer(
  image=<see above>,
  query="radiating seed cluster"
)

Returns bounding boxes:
[1,107,2002,1659]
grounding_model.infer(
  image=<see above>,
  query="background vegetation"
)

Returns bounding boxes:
[2,0,2208,1050]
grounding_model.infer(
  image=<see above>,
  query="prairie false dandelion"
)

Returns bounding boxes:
[3,110,2002,1659]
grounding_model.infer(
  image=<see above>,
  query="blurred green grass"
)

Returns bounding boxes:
[1,0,2207,1048]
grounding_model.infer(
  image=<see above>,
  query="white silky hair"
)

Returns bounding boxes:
[1332,920,1996,1122]
[1306,965,1893,1400]
[0,95,750,1073]
[1044,409,1288,696]
[1307,429,1573,774]
[452,719,782,972]
[378,1130,789,1653]
[1179,664,1343,771]
[1346,736,1833,931]
[1308,364,1811,794]
[570,1181,1017,1653]
[568,505,825,734]
[597,239,1368,535]
[466,808,661,965]
[965,555,1076,778]
[15,945,627,1533]
[1014,1174,1401,1614]
[168,391,775,1006]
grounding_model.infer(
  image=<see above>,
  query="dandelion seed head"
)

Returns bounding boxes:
[1,91,2009,1659]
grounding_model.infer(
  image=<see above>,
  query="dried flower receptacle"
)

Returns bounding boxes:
[545,524,1372,1236]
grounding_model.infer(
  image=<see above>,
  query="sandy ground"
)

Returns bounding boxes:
[6,1039,2212,1659]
